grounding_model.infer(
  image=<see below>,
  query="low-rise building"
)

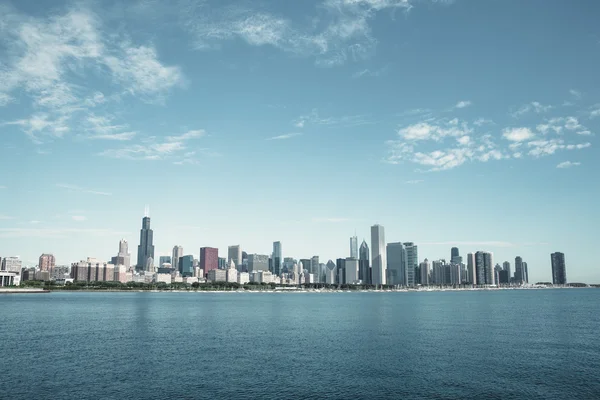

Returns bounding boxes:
[237,272,249,285]
[207,269,226,282]
[155,273,172,285]
[226,268,238,283]
[0,271,21,287]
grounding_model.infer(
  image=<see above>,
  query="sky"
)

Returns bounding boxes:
[0,0,599,282]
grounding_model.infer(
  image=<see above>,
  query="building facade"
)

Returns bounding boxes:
[359,240,370,285]
[200,247,219,278]
[386,242,406,286]
[350,236,358,259]
[248,254,269,272]
[551,252,567,285]
[403,242,418,287]
[370,225,386,285]
[38,254,56,272]
[136,216,155,271]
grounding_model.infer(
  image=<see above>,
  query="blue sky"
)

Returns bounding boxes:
[1,0,599,282]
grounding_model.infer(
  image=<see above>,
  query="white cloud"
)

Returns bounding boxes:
[527,139,591,157]
[0,214,15,220]
[56,183,111,196]
[398,119,472,142]
[293,109,373,128]
[557,161,581,169]
[589,106,600,119]
[473,118,493,126]
[569,89,582,99]
[454,100,472,109]
[502,127,535,142]
[267,132,303,140]
[405,180,423,184]
[71,215,87,221]
[166,130,206,141]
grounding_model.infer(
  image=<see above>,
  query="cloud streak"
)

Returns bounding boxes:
[56,183,112,196]
[267,132,303,140]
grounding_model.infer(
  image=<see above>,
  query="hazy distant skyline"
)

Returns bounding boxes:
[0,0,598,282]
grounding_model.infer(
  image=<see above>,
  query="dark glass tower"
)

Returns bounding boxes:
[551,252,567,285]
[136,216,155,271]
[359,240,370,284]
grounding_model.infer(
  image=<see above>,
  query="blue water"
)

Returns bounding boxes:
[1,290,599,399]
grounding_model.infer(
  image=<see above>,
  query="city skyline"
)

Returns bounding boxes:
[0,0,598,283]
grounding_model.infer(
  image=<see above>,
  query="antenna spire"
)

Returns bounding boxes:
[144,205,149,217]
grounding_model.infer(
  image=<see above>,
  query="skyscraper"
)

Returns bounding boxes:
[370,225,386,285]
[515,256,525,284]
[179,255,194,277]
[466,253,476,285]
[502,261,511,280]
[112,239,131,269]
[136,215,154,271]
[200,247,219,278]
[403,242,418,287]
[450,247,461,264]
[551,252,567,285]
[350,236,358,259]
[386,242,406,286]
[248,254,269,272]
[272,241,282,276]
[158,256,171,267]
[172,246,183,271]
[228,245,242,271]
[475,251,494,285]
[345,258,359,284]
[310,256,320,283]
[420,259,430,285]
[359,240,370,284]
[38,254,55,272]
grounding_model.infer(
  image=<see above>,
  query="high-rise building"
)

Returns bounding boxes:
[466,253,476,285]
[359,240,370,284]
[38,254,55,272]
[551,252,567,285]
[403,242,418,287]
[523,262,529,283]
[325,260,336,284]
[111,239,131,269]
[514,256,525,284]
[386,242,406,286]
[136,214,155,271]
[299,259,311,273]
[228,245,242,271]
[371,225,386,285]
[172,246,183,271]
[502,261,511,280]
[248,254,269,272]
[475,251,494,285]
[158,256,171,267]
[350,236,358,259]
[310,256,320,283]
[179,255,194,277]
[1,257,22,273]
[432,260,444,285]
[345,258,359,284]
[272,241,282,276]
[336,258,346,285]
[218,257,227,270]
[420,259,430,285]
[450,247,461,265]
[200,247,218,278]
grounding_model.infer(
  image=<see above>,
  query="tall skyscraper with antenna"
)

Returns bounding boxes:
[136,208,155,271]
[350,235,358,259]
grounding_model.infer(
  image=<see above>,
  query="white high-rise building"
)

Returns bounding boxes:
[1,256,22,273]
[466,253,476,285]
[370,224,386,285]
[172,246,183,271]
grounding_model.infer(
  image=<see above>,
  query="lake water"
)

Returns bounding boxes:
[1,290,599,399]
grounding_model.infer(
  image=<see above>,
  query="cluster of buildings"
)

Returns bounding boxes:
[1,215,569,288]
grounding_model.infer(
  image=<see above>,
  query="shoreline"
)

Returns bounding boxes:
[5,286,594,294]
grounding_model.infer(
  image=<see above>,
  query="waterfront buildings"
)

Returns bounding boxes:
[172,246,183,271]
[371,225,386,285]
[551,252,567,285]
[272,241,282,276]
[515,256,525,284]
[403,242,418,287]
[420,259,430,285]
[1,256,22,273]
[345,258,359,284]
[386,242,406,286]
[226,265,238,283]
[310,256,320,282]
[136,215,155,271]
[200,247,218,278]
[228,245,242,271]
[0,271,21,286]
[218,257,227,270]
[248,254,269,272]
[159,256,171,268]
[237,272,250,285]
[71,258,116,282]
[111,240,131,270]
[466,253,476,285]
[207,269,226,282]
[325,260,336,284]
[350,236,358,259]
[179,255,194,277]
[475,251,494,285]
[38,254,55,272]
[359,240,370,285]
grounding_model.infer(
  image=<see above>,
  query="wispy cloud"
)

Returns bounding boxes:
[556,161,581,169]
[267,132,302,140]
[293,109,373,128]
[352,65,389,78]
[405,180,424,184]
[0,214,15,220]
[502,127,535,142]
[0,6,184,144]
[181,0,442,66]
[454,100,472,109]
[590,105,600,119]
[511,101,553,118]
[167,130,206,141]
[71,215,87,221]
[56,183,112,196]
[0,186,6,189]
[570,89,582,99]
